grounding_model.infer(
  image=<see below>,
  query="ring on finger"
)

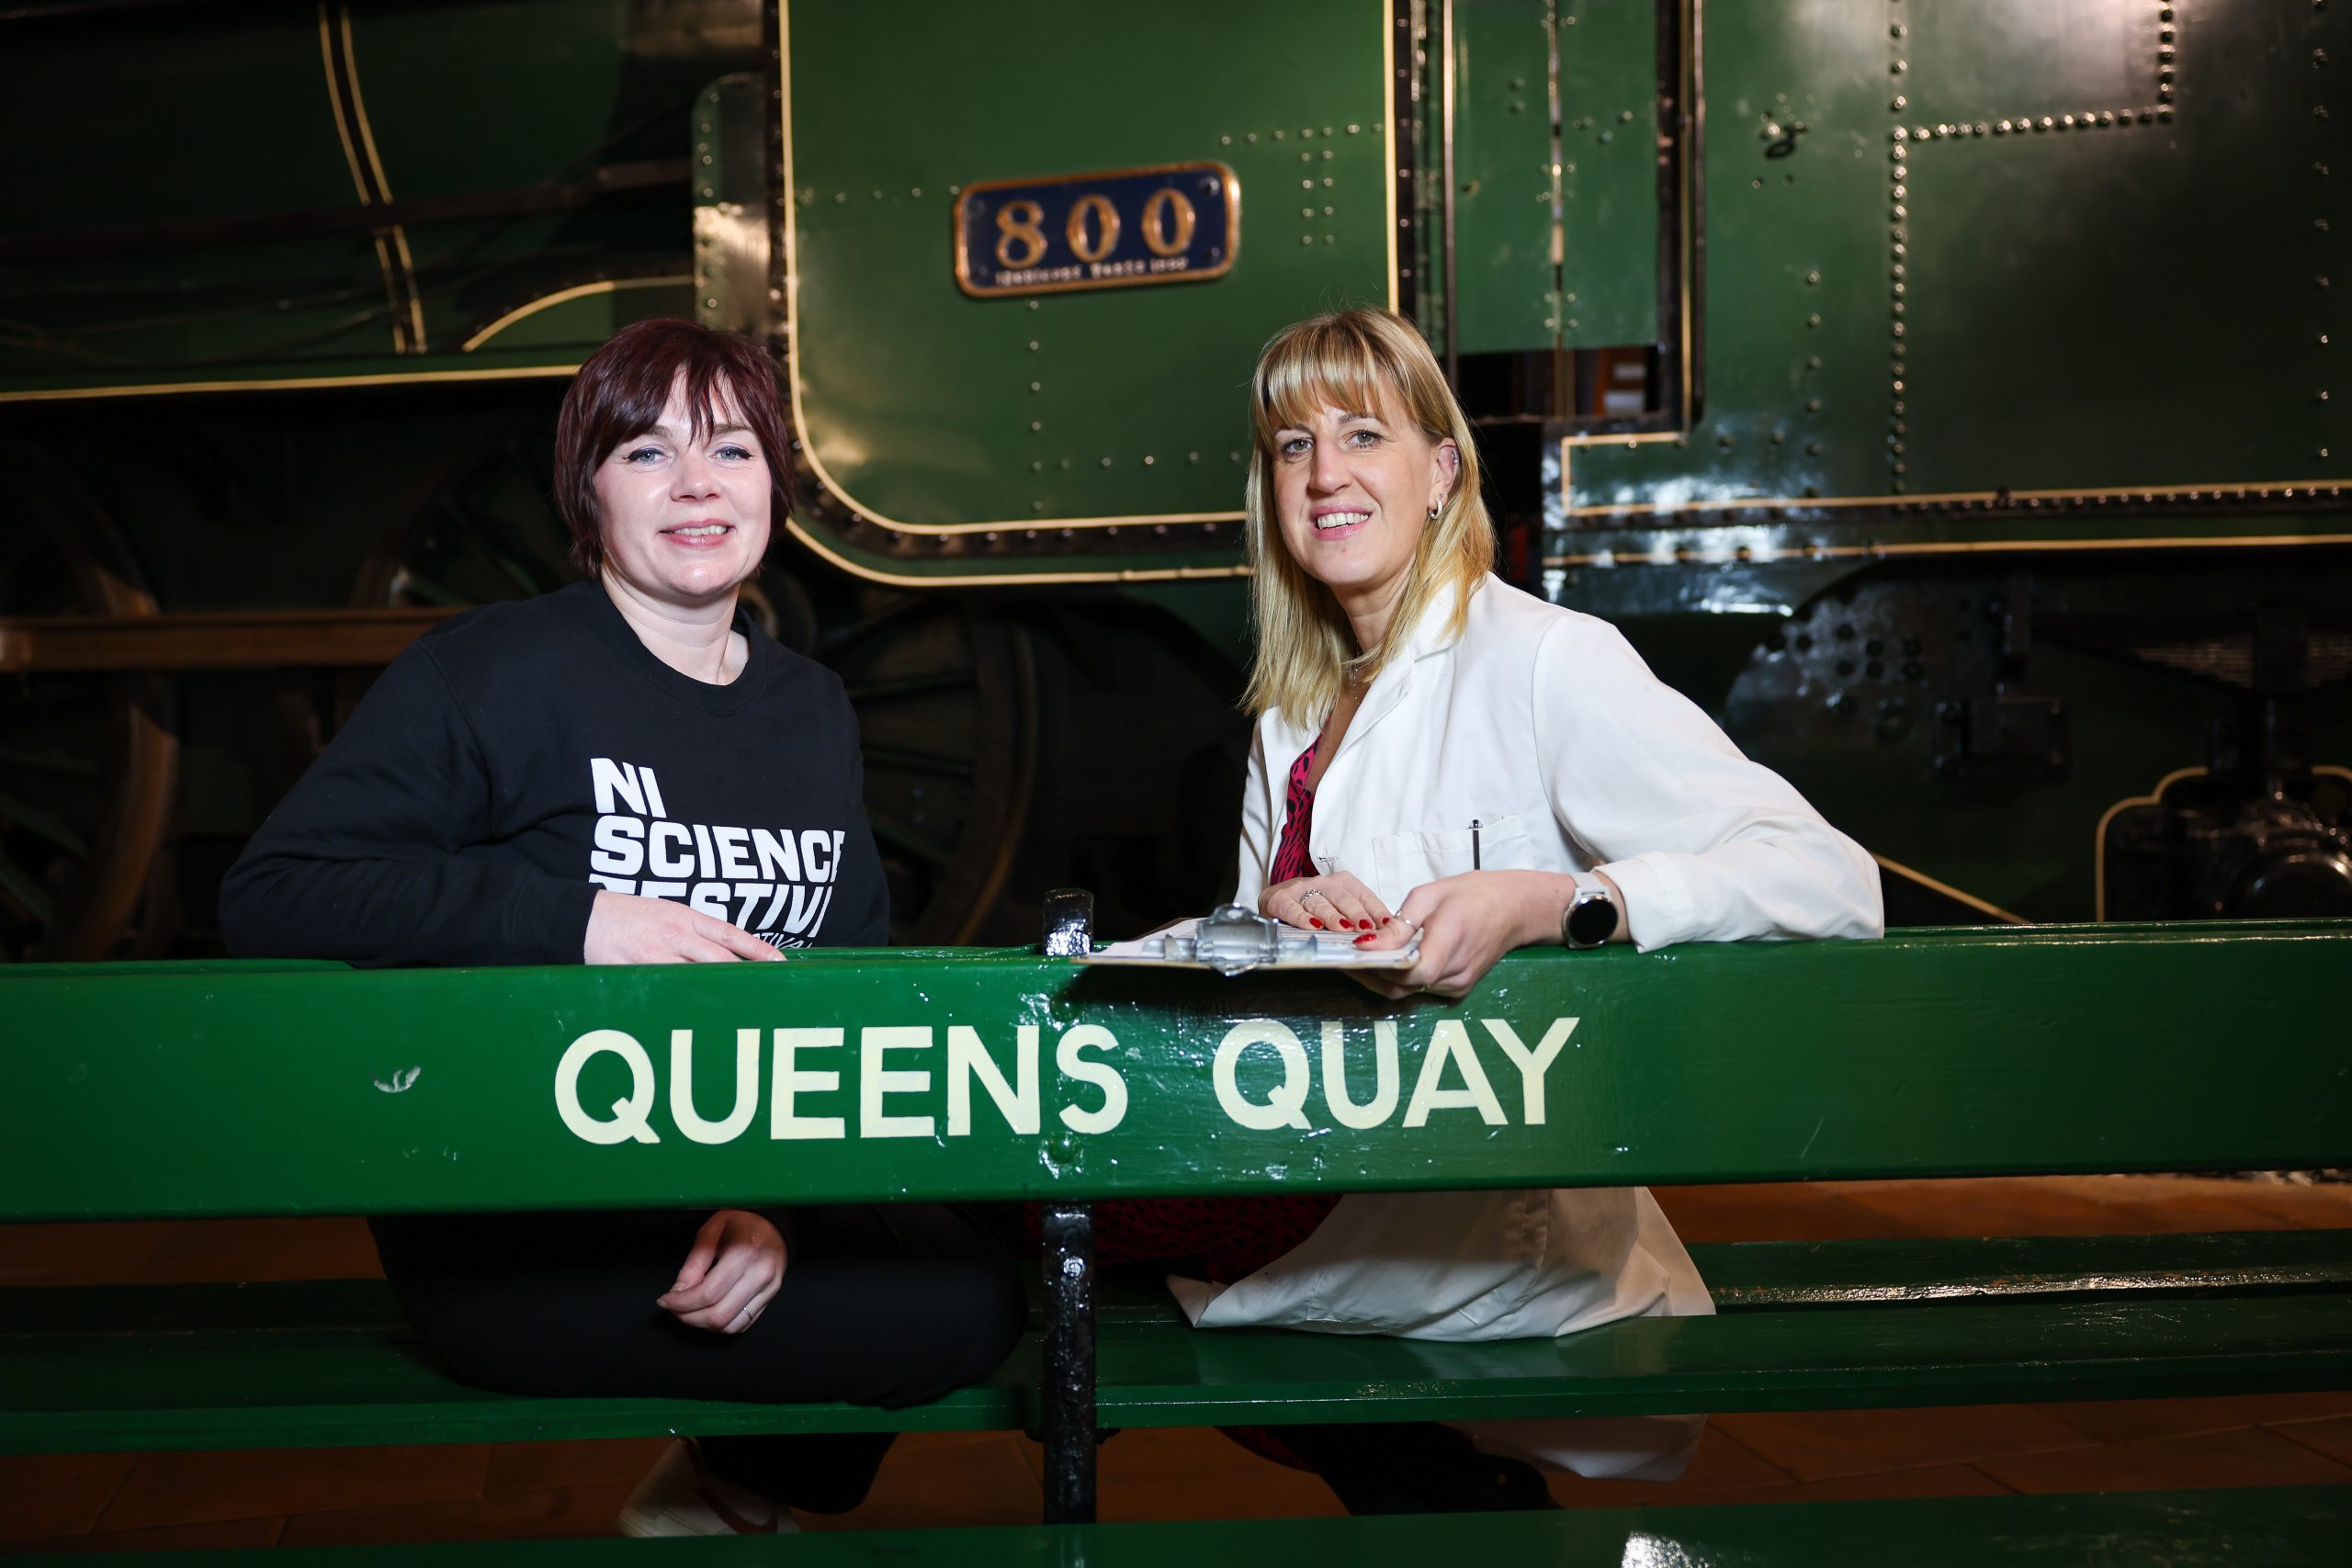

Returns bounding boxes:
[1301,889,1326,904]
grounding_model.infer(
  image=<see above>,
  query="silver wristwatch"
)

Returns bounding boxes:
[1561,879,1616,949]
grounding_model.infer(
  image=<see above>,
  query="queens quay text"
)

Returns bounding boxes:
[554,1016,1583,1146]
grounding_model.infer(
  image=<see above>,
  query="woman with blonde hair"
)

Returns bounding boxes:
[1160,306,1882,1506]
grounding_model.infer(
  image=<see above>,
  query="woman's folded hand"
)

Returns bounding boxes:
[1351,869,1605,998]
[657,1208,787,1333]
[1260,870,1391,932]
[583,888,785,964]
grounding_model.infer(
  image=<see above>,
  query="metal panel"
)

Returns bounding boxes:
[1898,10,2324,494]
[1558,0,1659,348]
[1445,0,1660,357]
[1450,0,1562,354]
[0,0,716,389]
[4,921,2347,1220]
[781,0,1394,531]
[1566,0,2350,513]
[1568,0,1890,509]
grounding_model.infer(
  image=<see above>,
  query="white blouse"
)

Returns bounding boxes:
[1173,573,1883,1480]
[1233,573,1883,949]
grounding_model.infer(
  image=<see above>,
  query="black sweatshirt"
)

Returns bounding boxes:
[220,581,888,965]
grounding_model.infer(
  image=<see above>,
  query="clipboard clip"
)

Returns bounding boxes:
[1129,903,1419,976]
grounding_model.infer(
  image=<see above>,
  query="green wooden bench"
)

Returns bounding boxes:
[5,916,2349,1556]
[8,1487,2351,1565]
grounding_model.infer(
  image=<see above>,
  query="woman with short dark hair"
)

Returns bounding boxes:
[220,319,1024,1537]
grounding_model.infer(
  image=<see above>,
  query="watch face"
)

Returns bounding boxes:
[1567,893,1616,946]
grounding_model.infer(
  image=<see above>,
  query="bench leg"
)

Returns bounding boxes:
[1040,1201,1097,1524]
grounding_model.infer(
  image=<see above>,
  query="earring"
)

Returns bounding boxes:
[1426,504,1442,519]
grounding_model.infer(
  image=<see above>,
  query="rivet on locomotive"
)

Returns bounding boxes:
[1,0,2345,960]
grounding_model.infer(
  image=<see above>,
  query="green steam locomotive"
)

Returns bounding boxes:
[4,0,2346,960]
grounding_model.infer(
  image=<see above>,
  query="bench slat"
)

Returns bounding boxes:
[12,1227,2344,1341]
[1690,1228,2352,1308]
[1091,1231,2352,1320]
[8,1281,2346,1452]
[0,1280,409,1337]
[0,1344,1035,1454]
[12,926,2352,1219]
[9,1486,2347,1566]
[1094,1292,2352,1426]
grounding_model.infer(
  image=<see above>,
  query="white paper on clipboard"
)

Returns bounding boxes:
[1077,905,1419,977]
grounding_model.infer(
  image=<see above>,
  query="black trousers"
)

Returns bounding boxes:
[371,1203,1027,1513]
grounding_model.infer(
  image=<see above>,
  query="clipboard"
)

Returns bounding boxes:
[1078,904,1419,977]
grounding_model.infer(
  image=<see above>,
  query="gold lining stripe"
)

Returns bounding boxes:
[1544,531,2352,568]
[1384,2,1398,310]
[462,276,695,353]
[784,517,1253,589]
[1568,478,2352,518]
[775,0,1388,537]
[1563,430,1690,451]
[2091,766,2206,922]
[318,5,369,199]
[1676,0,1695,430]
[368,232,399,315]
[337,7,426,351]
[336,9,395,200]
[0,365,582,404]
[319,4,421,353]
[387,225,426,351]
[1872,854,2029,926]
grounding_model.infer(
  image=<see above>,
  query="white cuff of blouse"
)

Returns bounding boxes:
[1589,852,1692,952]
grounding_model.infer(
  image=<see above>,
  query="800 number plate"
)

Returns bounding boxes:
[954,162,1239,299]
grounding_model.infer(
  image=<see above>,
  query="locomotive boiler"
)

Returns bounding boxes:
[3,0,2346,960]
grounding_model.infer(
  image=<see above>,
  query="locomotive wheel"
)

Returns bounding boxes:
[0,446,178,962]
[347,434,577,612]
[347,435,1034,942]
[822,600,1034,945]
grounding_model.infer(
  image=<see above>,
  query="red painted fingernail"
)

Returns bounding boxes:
[1352,933,1375,945]
[1309,919,1326,929]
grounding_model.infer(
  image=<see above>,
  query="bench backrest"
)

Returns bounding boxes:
[5,920,2346,1221]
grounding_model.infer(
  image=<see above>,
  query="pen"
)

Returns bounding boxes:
[1471,818,1481,870]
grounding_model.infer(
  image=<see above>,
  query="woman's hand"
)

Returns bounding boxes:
[1351,870,1626,999]
[584,889,783,964]
[1260,870,1391,932]
[657,1209,787,1333]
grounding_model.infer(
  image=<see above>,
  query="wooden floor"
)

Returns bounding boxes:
[5,1175,2351,1552]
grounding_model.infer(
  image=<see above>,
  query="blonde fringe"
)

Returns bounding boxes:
[1240,309,1497,725]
